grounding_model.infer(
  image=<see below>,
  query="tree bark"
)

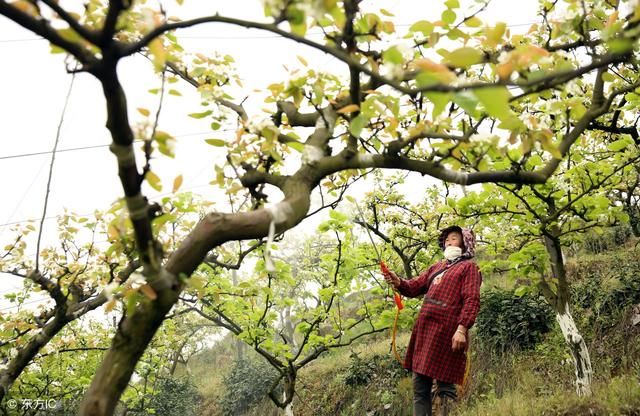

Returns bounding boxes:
[232,270,246,361]
[543,233,593,396]
[283,391,294,416]
[79,289,178,415]
[556,307,593,396]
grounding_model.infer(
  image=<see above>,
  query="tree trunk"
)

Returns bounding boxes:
[628,207,640,237]
[543,232,593,396]
[79,289,178,415]
[556,306,593,396]
[283,390,294,416]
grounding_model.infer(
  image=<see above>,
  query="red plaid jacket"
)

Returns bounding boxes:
[397,259,482,384]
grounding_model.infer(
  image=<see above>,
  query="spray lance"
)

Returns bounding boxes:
[353,200,404,309]
[353,200,404,364]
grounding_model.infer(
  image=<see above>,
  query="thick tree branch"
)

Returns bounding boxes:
[40,0,99,44]
[101,0,130,46]
[26,270,66,305]
[99,69,157,268]
[275,101,318,127]
[589,122,639,140]
[121,14,633,97]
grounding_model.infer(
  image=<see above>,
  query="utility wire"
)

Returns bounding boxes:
[0,296,51,312]
[0,129,234,161]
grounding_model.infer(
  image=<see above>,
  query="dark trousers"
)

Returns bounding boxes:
[412,372,457,416]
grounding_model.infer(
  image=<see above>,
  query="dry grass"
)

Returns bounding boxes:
[455,374,640,416]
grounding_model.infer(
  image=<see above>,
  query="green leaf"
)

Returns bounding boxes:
[453,91,480,117]
[416,72,440,88]
[625,93,640,102]
[607,38,633,54]
[425,92,452,118]
[189,110,213,119]
[514,286,528,297]
[50,44,65,54]
[442,47,483,68]
[383,46,404,65]
[474,86,512,120]
[569,102,587,121]
[485,22,506,47]
[205,138,226,147]
[537,131,561,159]
[148,38,166,71]
[497,116,525,131]
[442,9,456,25]
[464,16,482,27]
[350,114,367,138]
[607,138,631,152]
[291,21,307,36]
[409,20,434,35]
[285,141,304,152]
[146,171,162,191]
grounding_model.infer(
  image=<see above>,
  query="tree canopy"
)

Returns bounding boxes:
[1,0,639,414]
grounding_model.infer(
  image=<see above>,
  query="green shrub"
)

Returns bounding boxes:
[341,351,407,386]
[475,288,554,352]
[579,225,632,254]
[147,377,202,416]
[219,358,279,416]
[571,257,640,328]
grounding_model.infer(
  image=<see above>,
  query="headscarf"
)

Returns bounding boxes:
[438,225,476,259]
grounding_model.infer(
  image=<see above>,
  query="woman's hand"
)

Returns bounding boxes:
[452,326,467,352]
[383,270,401,289]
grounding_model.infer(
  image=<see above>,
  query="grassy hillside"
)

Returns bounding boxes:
[190,246,640,415]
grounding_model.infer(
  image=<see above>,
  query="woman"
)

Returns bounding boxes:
[383,225,482,416]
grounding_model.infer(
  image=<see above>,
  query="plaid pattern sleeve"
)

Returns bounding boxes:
[457,262,482,329]
[396,262,444,298]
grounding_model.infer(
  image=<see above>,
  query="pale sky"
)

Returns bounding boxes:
[0,0,540,310]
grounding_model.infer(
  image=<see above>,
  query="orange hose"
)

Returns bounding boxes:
[458,337,472,397]
[391,306,403,365]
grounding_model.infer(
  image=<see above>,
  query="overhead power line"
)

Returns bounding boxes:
[0,129,233,161]
[0,296,51,312]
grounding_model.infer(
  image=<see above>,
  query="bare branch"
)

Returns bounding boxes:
[166,61,248,122]
[36,73,76,271]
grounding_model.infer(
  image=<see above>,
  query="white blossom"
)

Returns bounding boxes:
[247,117,276,134]
[129,272,146,290]
[103,282,119,300]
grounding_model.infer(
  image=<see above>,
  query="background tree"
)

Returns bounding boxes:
[449,135,639,395]
[179,213,390,413]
